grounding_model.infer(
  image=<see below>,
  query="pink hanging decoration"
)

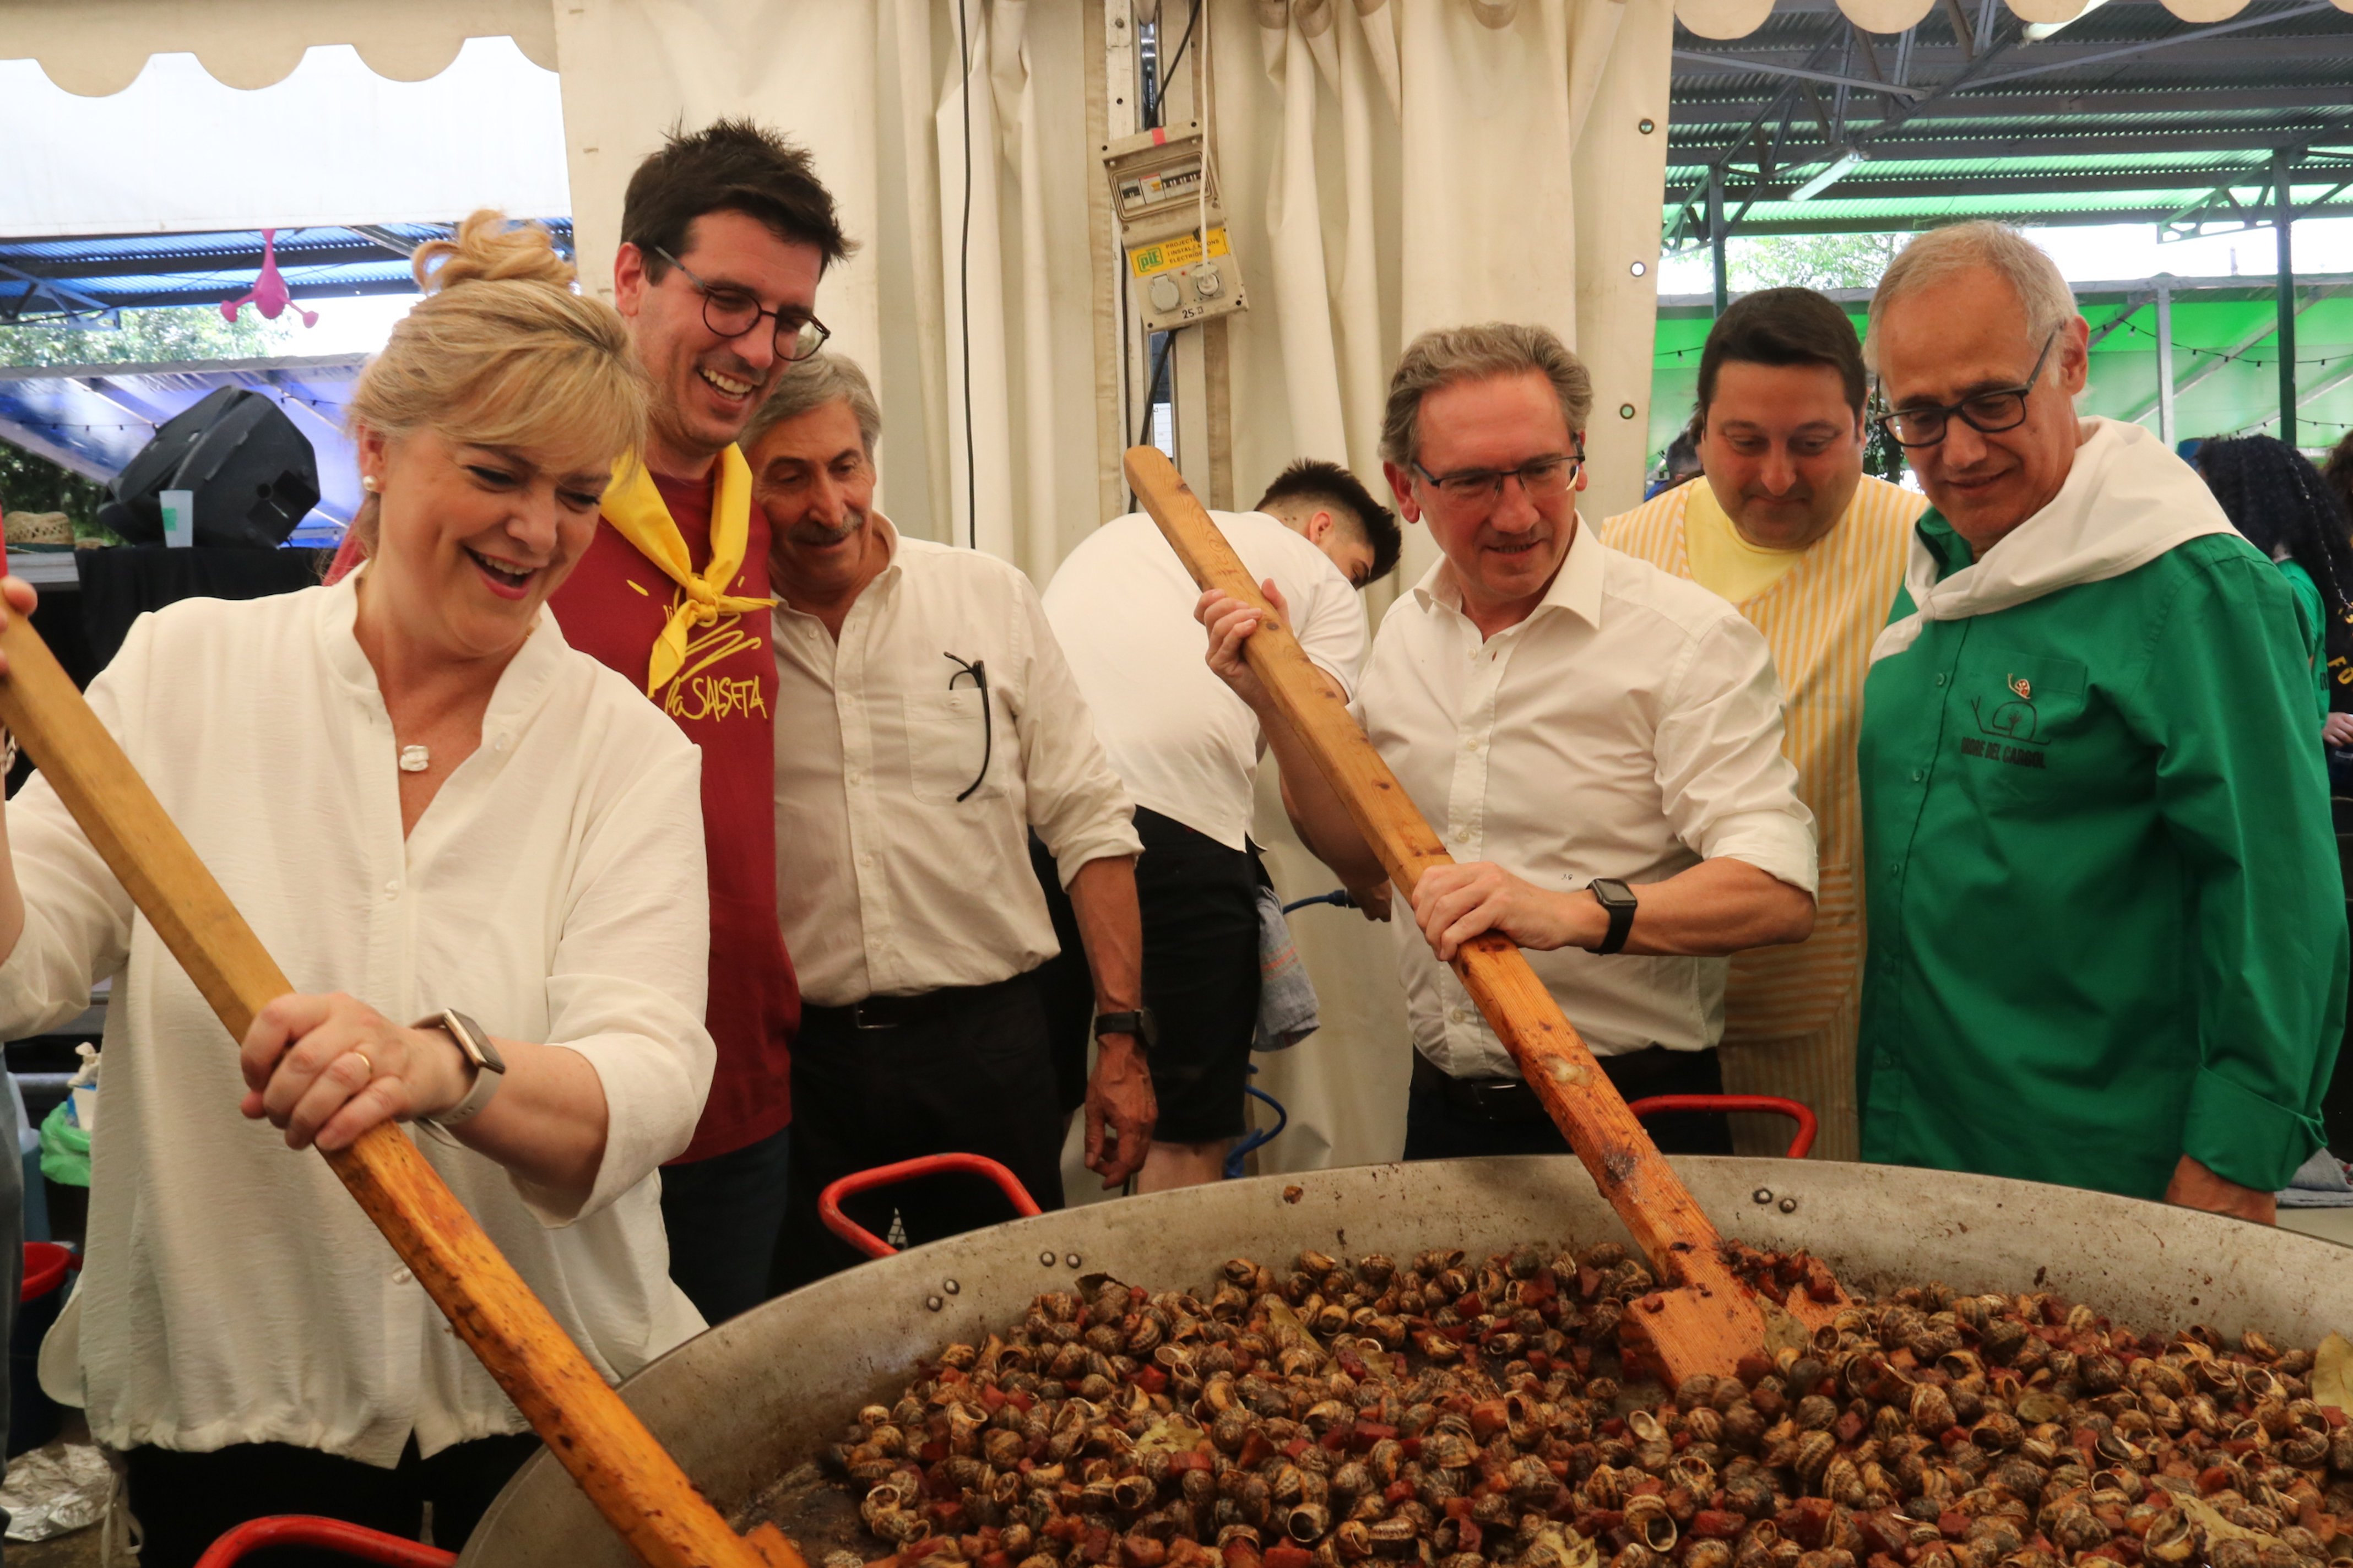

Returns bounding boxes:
[220,229,319,328]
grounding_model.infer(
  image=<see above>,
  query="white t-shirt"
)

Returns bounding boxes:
[1044,509,1368,851]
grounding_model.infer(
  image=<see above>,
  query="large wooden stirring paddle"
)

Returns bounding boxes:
[1125,446,1837,1382]
[0,611,804,1568]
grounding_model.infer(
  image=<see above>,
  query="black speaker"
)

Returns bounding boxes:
[97,387,320,549]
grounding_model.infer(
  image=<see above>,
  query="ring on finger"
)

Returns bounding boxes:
[347,1049,374,1081]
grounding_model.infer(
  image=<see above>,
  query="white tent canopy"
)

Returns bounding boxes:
[0,36,570,238]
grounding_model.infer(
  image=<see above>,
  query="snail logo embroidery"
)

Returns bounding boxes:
[1959,672,2050,770]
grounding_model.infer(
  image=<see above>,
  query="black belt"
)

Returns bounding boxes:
[1409,1044,1709,1124]
[1409,1052,1556,1124]
[802,973,1032,1033]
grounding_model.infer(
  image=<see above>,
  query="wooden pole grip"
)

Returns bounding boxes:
[0,610,782,1568]
[1123,448,1770,1376]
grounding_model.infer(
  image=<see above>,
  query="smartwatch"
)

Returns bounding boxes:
[416,1008,506,1127]
[1588,878,1638,956]
[1094,1008,1158,1054]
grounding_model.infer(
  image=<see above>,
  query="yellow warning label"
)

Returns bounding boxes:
[1127,228,1232,279]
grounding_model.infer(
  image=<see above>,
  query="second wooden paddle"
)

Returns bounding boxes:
[0,609,805,1568]
[1125,445,1795,1381]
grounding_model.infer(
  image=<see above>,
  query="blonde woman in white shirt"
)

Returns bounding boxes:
[0,214,714,1568]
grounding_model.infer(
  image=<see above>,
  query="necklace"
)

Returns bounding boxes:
[398,745,430,773]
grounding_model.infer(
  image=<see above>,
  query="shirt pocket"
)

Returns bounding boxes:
[903,689,1005,806]
[1949,647,2090,806]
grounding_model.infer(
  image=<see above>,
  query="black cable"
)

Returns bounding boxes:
[1134,332,1175,449]
[1146,0,1202,130]
[957,0,978,551]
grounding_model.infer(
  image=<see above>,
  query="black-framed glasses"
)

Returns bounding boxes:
[944,653,992,803]
[1875,330,2058,449]
[1410,448,1586,510]
[653,246,831,362]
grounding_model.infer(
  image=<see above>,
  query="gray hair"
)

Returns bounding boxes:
[742,349,882,457]
[1378,323,1593,469]
[1864,222,2079,373]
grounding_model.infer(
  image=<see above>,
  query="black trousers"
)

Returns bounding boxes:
[658,1123,793,1326]
[124,1434,540,1568]
[769,976,1065,1295]
[1402,1044,1734,1159]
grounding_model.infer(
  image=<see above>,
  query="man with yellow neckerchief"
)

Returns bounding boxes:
[1605,288,1923,1161]
[546,122,849,1326]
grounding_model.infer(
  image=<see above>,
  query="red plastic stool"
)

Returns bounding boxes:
[196,1517,457,1568]
[1625,1094,1817,1158]
[817,1153,1043,1260]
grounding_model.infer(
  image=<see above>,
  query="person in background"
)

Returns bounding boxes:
[749,352,1154,1288]
[1856,222,2344,1218]
[0,215,713,1567]
[2197,436,2353,755]
[1201,323,1817,1160]
[2324,429,2353,530]
[1644,431,1703,500]
[546,122,847,1322]
[1604,287,1925,1162]
[1034,460,1396,1191]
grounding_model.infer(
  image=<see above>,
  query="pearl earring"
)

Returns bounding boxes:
[361,475,381,493]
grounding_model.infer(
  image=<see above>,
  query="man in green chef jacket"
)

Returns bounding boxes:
[1856,221,2345,1222]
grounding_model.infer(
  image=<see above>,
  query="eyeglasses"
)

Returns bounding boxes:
[1875,331,2058,449]
[944,653,992,803]
[1409,448,1586,511]
[654,247,831,362]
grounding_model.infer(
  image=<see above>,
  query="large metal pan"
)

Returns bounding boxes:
[460,1157,2353,1568]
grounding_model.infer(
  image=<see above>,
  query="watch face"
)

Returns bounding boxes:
[449,1011,506,1074]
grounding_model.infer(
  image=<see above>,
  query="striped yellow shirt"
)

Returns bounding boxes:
[1603,475,1923,1040]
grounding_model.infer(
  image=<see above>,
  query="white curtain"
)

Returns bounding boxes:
[551,0,1098,578]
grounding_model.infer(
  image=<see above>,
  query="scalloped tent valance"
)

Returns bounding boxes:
[0,0,556,96]
[1673,0,2350,40]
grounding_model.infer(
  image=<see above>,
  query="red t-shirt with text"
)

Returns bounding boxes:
[547,473,799,1162]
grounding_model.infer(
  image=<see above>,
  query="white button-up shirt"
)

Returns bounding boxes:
[0,575,713,1464]
[1359,522,1816,1078]
[772,517,1142,1007]
[1043,510,1367,852]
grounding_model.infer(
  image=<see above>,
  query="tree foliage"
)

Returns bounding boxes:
[0,306,295,370]
[1728,232,1904,294]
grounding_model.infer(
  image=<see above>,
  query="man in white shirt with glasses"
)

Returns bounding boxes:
[1198,322,1818,1158]
[747,352,1154,1289]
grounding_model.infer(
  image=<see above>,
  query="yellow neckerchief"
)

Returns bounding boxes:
[599,444,775,697]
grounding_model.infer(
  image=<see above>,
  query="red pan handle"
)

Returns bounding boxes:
[817,1153,1044,1260]
[1626,1094,1817,1160]
[197,1518,457,1568]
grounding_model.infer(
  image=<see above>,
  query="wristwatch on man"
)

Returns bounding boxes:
[1587,878,1638,956]
[1094,1008,1158,1055]
[415,1008,506,1127]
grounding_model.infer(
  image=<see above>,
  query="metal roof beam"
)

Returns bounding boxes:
[1720,168,2353,198]
[1673,199,2353,233]
[0,260,119,327]
[1672,127,2353,159]
[2297,357,2353,409]
[0,414,113,483]
[1668,88,2353,121]
[1964,0,2344,87]
[2114,284,2343,422]
[1671,50,1931,97]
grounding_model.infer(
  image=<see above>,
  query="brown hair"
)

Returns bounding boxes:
[622,118,853,282]
[344,211,648,546]
[1379,323,1592,470]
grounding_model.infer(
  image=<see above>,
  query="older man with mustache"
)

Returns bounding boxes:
[1855,222,2344,1218]
[746,353,1154,1289]
[1605,287,1925,1162]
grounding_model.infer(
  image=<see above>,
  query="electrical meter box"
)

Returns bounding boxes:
[1102,122,1247,333]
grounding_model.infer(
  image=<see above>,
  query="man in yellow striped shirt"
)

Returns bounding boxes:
[1604,288,1925,1160]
